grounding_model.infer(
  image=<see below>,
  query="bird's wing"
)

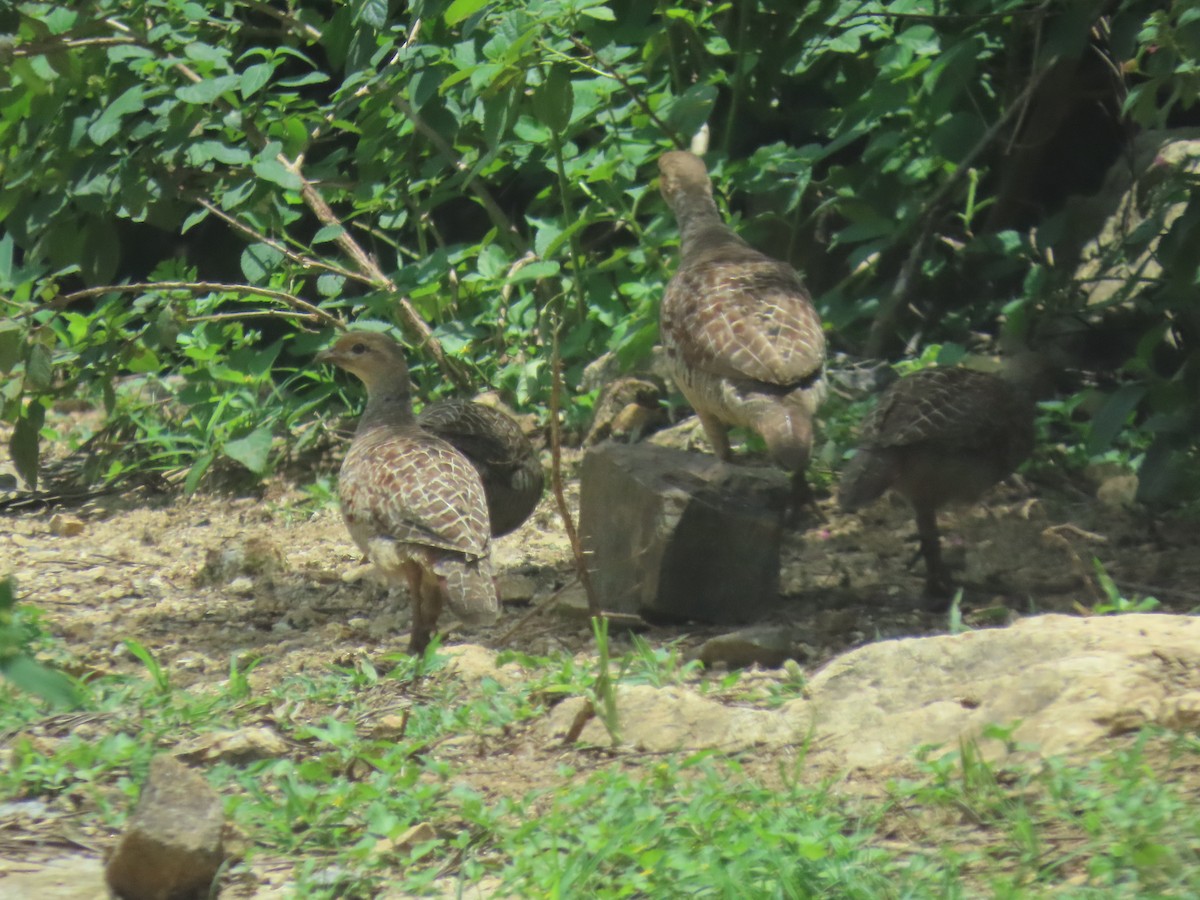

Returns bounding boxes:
[419,401,529,469]
[861,368,1015,450]
[661,256,825,387]
[340,430,491,559]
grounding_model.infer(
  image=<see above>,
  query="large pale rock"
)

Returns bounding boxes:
[0,855,107,899]
[791,613,1200,767]
[546,684,795,752]
[105,755,227,900]
[546,615,1200,769]
[579,442,787,623]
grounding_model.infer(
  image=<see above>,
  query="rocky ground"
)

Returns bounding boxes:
[2,425,1199,896]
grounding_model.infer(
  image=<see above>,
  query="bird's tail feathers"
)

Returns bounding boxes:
[435,557,499,625]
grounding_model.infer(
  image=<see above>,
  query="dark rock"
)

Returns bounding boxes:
[696,626,803,668]
[105,755,226,900]
[579,442,786,624]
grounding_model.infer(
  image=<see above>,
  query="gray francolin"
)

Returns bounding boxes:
[657,150,827,521]
[319,332,498,653]
[838,366,1036,601]
[417,399,544,537]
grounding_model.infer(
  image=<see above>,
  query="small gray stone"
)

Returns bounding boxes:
[696,626,803,669]
[105,755,226,900]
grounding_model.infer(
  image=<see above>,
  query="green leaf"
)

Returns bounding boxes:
[0,233,12,284]
[241,243,285,283]
[79,220,120,285]
[25,343,53,391]
[126,347,161,374]
[176,74,241,104]
[184,451,215,494]
[356,0,388,28]
[252,158,303,190]
[223,427,274,475]
[581,5,615,21]
[317,273,345,297]
[1087,384,1146,456]
[0,654,81,708]
[0,321,18,374]
[445,0,490,26]
[533,65,573,133]
[312,224,346,243]
[87,85,145,146]
[10,402,45,488]
[667,83,717,136]
[508,260,560,283]
[240,62,273,98]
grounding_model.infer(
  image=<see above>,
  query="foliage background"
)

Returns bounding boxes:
[2,0,1198,500]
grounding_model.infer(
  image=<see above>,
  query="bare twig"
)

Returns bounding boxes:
[865,219,933,357]
[194,199,369,287]
[241,0,323,42]
[390,95,524,254]
[549,319,600,615]
[169,58,471,389]
[8,35,135,57]
[865,59,1059,355]
[567,38,682,146]
[26,281,342,329]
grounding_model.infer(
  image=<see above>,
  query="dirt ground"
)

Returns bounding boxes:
[2,421,1200,894]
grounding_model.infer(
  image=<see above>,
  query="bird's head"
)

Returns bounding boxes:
[317,331,410,390]
[658,150,713,205]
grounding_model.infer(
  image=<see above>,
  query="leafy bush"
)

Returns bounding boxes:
[1,0,1197,497]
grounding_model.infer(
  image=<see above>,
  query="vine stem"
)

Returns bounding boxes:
[549,315,600,615]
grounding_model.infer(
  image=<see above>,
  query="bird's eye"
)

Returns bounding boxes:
[351,342,367,354]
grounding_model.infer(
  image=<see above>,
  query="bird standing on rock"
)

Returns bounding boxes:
[318,332,499,654]
[417,399,544,537]
[657,150,827,521]
[838,366,1036,602]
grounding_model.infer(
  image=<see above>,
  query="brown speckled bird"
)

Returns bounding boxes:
[657,150,827,520]
[838,366,1036,601]
[319,332,498,653]
[417,399,544,537]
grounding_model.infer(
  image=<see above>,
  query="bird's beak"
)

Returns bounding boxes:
[316,348,337,365]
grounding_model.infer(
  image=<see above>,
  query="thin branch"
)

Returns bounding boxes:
[241,0,323,42]
[835,5,1051,28]
[865,59,1059,356]
[567,38,682,147]
[164,54,470,388]
[8,35,135,57]
[193,198,370,287]
[390,95,525,253]
[550,319,600,615]
[186,309,320,324]
[41,281,343,329]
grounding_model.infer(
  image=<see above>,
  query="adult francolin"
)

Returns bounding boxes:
[657,150,827,521]
[838,365,1037,601]
[319,332,498,653]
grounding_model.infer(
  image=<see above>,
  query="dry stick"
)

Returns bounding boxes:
[195,198,369,287]
[170,61,470,389]
[567,38,682,147]
[284,170,471,390]
[390,95,525,255]
[549,321,600,615]
[865,222,933,358]
[864,58,1058,358]
[23,281,341,329]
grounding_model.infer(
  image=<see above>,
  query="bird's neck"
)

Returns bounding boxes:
[671,191,745,259]
[357,377,417,432]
